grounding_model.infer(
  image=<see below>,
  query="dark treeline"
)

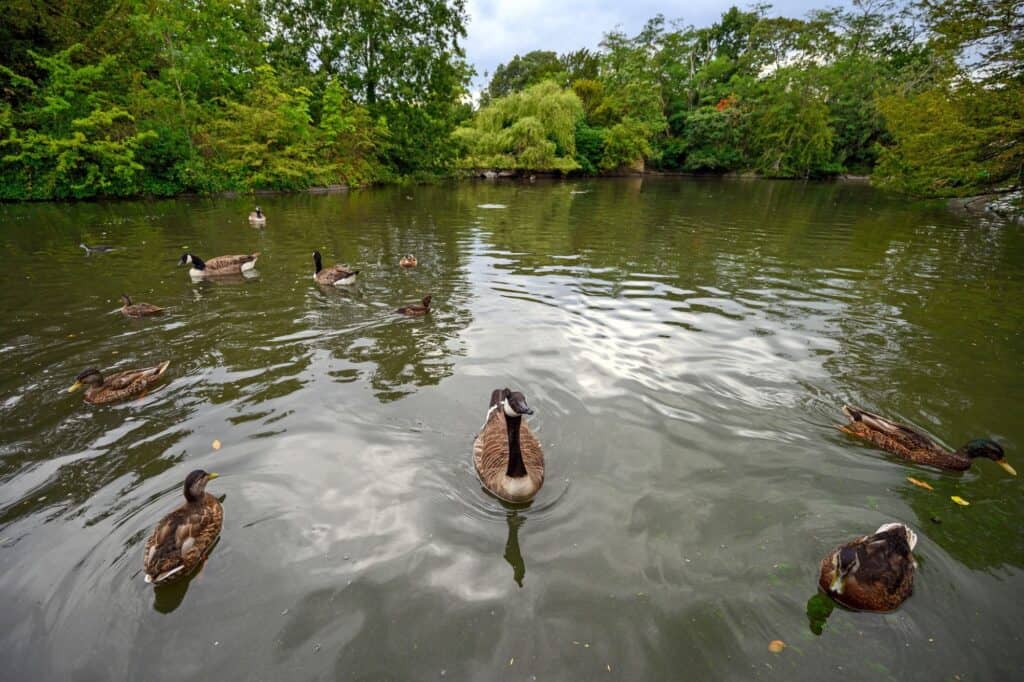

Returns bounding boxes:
[0,0,1020,201]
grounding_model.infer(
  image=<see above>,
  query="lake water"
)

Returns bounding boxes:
[1,178,1022,679]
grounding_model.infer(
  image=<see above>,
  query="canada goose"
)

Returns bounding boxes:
[819,522,917,611]
[473,388,544,503]
[177,252,259,278]
[312,250,359,286]
[839,405,1014,475]
[399,254,417,268]
[395,294,431,316]
[120,294,164,317]
[143,470,223,584]
[80,242,116,254]
[248,207,266,225]
[67,361,171,404]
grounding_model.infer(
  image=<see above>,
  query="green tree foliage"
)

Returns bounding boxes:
[483,51,564,105]
[455,81,582,172]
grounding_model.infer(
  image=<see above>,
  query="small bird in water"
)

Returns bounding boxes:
[818,522,917,612]
[68,361,171,404]
[399,254,417,268]
[474,388,545,503]
[395,294,431,316]
[248,206,266,225]
[120,294,165,317]
[178,252,259,278]
[838,405,1015,475]
[143,470,223,585]
[312,250,358,286]
[80,242,116,254]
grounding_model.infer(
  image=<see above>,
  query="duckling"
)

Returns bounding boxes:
[839,405,1015,475]
[248,206,266,225]
[399,254,417,268]
[395,294,431,316]
[178,252,259,278]
[80,242,116,254]
[819,522,917,611]
[68,361,171,404]
[312,250,359,286]
[120,294,165,317]
[474,388,545,503]
[143,470,223,584]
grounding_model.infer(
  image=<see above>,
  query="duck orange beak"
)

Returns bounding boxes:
[997,460,1017,476]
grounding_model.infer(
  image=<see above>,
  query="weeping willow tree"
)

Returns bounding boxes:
[454,81,582,172]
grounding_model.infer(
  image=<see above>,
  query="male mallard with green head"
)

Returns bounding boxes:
[839,405,1014,475]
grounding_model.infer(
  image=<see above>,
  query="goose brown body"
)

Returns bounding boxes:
[839,405,1014,474]
[396,294,431,316]
[473,388,544,503]
[178,252,260,277]
[144,470,223,584]
[818,523,917,612]
[68,361,171,404]
[312,251,359,286]
[120,294,164,317]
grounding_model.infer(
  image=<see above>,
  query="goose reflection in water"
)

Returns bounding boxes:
[503,511,526,588]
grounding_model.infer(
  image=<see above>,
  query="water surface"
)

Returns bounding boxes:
[1,178,1022,679]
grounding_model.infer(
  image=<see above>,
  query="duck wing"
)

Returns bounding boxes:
[841,405,941,451]
[144,495,223,583]
[205,253,259,270]
[836,527,916,610]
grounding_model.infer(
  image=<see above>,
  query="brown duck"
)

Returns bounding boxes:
[396,294,431,316]
[399,254,417,268]
[839,405,1014,475]
[474,388,545,503]
[67,361,171,404]
[178,252,259,277]
[819,522,917,611]
[120,294,164,317]
[144,470,223,584]
[312,250,359,286]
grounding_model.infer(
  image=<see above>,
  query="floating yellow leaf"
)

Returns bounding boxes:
[951,496,970,506]
[768,640,786,653]
[212,439,222,451]
[907,477,934,491]
[508,657,514,666]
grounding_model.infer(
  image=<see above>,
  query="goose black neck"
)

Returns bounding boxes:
[313,252,323,274]
[191,255,206,270]
[505,414,527,478]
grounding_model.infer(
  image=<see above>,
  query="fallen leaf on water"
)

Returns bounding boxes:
[951,496,970,506]
[907,477,934,491]
[768,640,786,653]
[212,439,222,450]
[508,657,514,666]
[607,664,612,672]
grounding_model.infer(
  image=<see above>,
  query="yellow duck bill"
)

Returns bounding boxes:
[67,381,83,393]
[998,460,1017,476]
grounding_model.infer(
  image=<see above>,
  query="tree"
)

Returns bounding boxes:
[483,51,563,104]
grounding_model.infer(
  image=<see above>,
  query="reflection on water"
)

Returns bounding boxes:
[0,178,1022,679]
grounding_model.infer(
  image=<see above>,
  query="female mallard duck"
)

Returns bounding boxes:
[474,388,545,503]
[178,252,259,278]
[399,254,417,268]
[819,522,917,611]
[248,206,266,225]
[312,250,359,286]
[144,470,223,584]
[396,294,431,316]
[68,361,171,404]
[839,405,1015,475]
[120,294,164,317]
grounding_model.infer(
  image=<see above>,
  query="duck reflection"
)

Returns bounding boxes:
[805,592,835,635]
[503,511,526,588]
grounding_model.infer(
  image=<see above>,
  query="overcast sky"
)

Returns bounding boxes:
[465,0,847,88]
